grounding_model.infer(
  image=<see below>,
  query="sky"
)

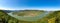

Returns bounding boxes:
[0,0,60,11]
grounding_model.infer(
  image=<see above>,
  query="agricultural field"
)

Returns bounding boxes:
[0,10,60,23]
[12,10,44,17]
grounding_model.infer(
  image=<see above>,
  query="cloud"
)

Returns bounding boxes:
[0,7,15,10]
[0,7,60,11]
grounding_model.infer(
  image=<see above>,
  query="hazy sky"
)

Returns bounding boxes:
[0,0,60,10]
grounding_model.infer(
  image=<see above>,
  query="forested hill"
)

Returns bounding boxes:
[0,10,8,16]
[0,10,8,23]
[0,10,18,23]
[3,10,14,13]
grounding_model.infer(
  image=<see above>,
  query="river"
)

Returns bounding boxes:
[7,11,50,21]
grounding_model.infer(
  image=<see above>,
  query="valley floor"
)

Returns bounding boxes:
[0,10,60,23]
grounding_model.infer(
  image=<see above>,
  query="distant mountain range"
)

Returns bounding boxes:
[2,10,20,13]
[2,10,13,13]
